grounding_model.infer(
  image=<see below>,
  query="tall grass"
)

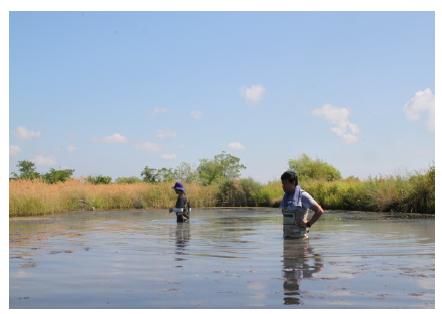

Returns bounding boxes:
[215,167,434,214]
[9,180,217,217]
[9,166,434,217]
[261,166,435,214]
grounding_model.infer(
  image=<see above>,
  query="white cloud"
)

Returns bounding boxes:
[67,145,77,152]
[155,129,176,140]
[135,141,162,153]
[10,145,21,156]
[228,142,246,150]
[241,84,266,104]
[190,111,202,120]
[404,88,435,132]
[312,104,360,144]
[98,133,128,144]
[162,153,176,160]
[152,106,168,114]
[32,154,56,166]
[15,126,40,140]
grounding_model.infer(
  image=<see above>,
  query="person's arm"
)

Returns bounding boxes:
[305,203,324,228]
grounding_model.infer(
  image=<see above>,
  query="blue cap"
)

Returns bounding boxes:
[172,182,185,191]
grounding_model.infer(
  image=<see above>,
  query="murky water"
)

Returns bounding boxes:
[10,208,434,308]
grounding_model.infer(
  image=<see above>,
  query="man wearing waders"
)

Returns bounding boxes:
[280,171,324,239]
[169,182,191,223]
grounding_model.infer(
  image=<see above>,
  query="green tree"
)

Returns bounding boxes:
[156,167,176,182]
[288,154,341,181]
[141,166,159,183]
[174,162,198,183]
[42,168,75,184]
[11,160,40,180]
[197,151,246,185]
[86,175,112,184]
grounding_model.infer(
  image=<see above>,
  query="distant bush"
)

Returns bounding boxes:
[86,175,112,184]
[42,168,75,184]
[115,176,143,184]
[174,162,199,183]
[288,154,341,181]
[11,160,40,180]
[216,178,270,207]
[198,151,246,185]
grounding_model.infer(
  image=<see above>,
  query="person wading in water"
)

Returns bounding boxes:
[169,182,191,223]
[280,170,324,239]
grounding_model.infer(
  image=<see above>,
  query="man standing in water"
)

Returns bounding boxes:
[170,182,191,223]
[280,171,324,239]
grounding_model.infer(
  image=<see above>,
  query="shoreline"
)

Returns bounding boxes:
[9,206,436,219]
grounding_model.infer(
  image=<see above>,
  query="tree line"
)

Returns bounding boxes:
[10,153,435,214]
[10,152,344,185]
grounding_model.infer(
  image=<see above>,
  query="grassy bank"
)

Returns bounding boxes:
[9,180,218,217]
[9,166,434,217]
[213,166,434,214]
[301,168,435,214]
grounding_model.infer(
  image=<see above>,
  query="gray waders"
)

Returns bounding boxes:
[170,207,191,223]
[282,207,308,239]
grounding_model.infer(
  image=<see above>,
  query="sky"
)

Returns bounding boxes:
[8,11,435,183]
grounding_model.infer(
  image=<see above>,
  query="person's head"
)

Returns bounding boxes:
[172,182,185,194]
[281,170,298,193]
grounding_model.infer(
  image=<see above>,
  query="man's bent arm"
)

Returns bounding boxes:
[307,203,324,227]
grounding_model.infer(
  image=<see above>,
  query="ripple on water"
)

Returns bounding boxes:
[9,208,434,309]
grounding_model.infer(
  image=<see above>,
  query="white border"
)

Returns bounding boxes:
[2,1,440,313]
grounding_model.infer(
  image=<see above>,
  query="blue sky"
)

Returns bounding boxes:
[9,12,435,183]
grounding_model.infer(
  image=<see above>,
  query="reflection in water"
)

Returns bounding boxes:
[174,223,191,266]
[9,209,434,308]
[282,239,323,305]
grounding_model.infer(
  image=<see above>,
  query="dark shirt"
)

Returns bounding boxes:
[175,193,187,208]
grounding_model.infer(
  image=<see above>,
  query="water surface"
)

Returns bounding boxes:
[10,208,435,308]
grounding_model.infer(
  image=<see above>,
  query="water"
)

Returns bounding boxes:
[9,208,435,308]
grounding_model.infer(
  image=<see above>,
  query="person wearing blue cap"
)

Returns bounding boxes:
[280,170,324,239]
[169,182,191,223]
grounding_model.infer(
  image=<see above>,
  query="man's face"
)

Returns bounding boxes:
[281,180,296,194]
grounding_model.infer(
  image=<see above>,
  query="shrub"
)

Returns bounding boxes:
[216,178,270,207]
[42,168,75,184]
[115,176,143,184]
[86,175,112,184]
[288,154,341,181]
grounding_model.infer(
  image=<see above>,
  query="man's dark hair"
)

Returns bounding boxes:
[281,170,298,185]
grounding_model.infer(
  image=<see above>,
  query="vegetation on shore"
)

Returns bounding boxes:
[9,153,435,217]
[9,180,219,217]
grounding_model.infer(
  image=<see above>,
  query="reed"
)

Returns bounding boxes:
[9,166,434,217]
[9,179,217,217]
[260,166,435,214]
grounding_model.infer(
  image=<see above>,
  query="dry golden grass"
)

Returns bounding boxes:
[9,179,218,217]
[9,166,435,217]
